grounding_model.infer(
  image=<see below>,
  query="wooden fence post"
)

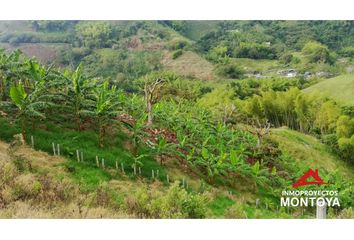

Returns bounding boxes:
[166,174,169,184]
[76,150,80,162]
[57,144,60,156]
[31,136,34,148]
[52,142,56,156]
[96,156,99,167]
[115,161,118,170]
[121,163,125,174]
[81,152,84,162]
[138,167,141,175]
[101,158,105,168]
[316,199,327,219]
[152,170,155,179]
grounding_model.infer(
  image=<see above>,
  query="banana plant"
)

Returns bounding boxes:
[122,114,148,155]
[0,49,23,101]
[174,130,194,161]
[154,135,174,165]
[63,64,93,131]
[194,147,228,183]
[7,82,48,141]
[26,59,47,83]
[131,153,147,171]
[80,81,121,147]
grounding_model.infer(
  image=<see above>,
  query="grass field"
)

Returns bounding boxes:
[303,73,354,106]
[162,50,216,80]
[0,117,167,183]
[271,127,354,179]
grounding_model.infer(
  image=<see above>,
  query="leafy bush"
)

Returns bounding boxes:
[127,182,207,218]
[58,47,91,65]
[233,42,276,60]
[338,207,354,219]
[225,204,246,218]
[206,45,229,63]
[169,39,189,50]
[279,52,294,64]
[172,49,183,59]
[302,41,334,64]
[339,46,354,58]
[75,22,114,48]
[215,63,244,79]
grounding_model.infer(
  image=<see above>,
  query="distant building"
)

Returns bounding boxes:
[277,69,297,78]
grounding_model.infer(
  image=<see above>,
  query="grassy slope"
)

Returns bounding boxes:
[303,73,354,106]
[271,127,354,179]
[162,50,216,80]
[0,117,301,218]
[183,21,220,41]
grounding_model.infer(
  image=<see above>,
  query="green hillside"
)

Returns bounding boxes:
[183,21,219,41]
[271,128,354,179]
[1,20,354,219]
[303,74,354,105]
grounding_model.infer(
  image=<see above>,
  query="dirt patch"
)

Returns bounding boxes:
[144,127,178,144]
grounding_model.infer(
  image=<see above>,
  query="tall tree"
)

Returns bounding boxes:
[141,72,176,126]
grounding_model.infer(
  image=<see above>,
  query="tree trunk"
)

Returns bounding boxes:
[75,100,81,131]
[98,119,104,148]
[147,101,153,126]
[21,118,27,142]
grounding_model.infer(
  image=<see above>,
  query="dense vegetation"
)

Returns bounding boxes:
[0,21,353,218]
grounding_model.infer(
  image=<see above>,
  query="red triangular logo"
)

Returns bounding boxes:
[292,169,328,188]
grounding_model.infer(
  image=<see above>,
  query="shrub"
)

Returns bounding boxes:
[172,49,183,59]
[183,194,208,218]
[233,42,276,60]
[225,204,246,218]
[338,136,354,164]
[339,46,354,58]
[279,52,293,65]
[0,162,18,186]
[215,63,244,79]
[126,182,207,218]
[169,39,189,50]
[338,207,354,219]
[12,174,38,200]
[149,182,207,218]
[302,41,334,64]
